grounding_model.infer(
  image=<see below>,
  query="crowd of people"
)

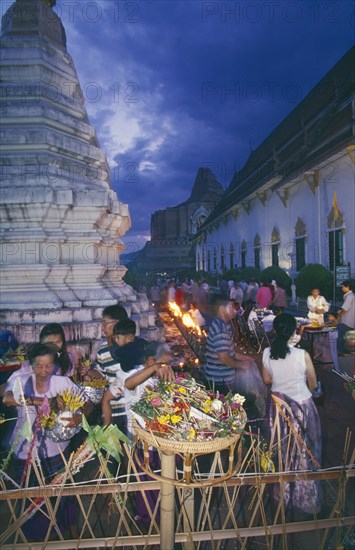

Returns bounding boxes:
[0,274,354,531]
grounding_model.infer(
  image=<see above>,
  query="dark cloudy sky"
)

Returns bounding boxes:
[55,0,354,253]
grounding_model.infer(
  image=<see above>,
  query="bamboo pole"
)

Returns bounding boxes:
[160,451,176,550]
[1,516,355,549]
[182,452,195,550]
[2,466,354,501]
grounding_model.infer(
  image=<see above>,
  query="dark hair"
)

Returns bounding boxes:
[39,323,72,375]
[327,310,338,319]
[113,318,136,336]
[210,295,227,309]
[270,313,297,360]
[29,343,58,366]
[341,280,352,290]
[102,304,128,322]
[243,300,255,320]
[271,306,283,316]
[144,341,171,361]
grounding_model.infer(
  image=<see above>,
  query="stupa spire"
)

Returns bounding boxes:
[0,0,152,346]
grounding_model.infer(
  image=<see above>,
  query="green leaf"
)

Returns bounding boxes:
[19,420,32,442]
[82,418,131,463]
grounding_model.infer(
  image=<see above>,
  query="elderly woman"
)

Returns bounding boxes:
[2,324,75,396]
[3,343,92,540]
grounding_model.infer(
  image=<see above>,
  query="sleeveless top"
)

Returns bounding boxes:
[262,346,311,402]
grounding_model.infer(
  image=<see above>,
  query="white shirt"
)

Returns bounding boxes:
[189,308,205,326]
[307,294,330,323]
[248,310,259,331]
[167,286,176,303]
[7,374,85,459]
[262,314,275,332]
[262,347,311,402]
[341,291,355,328]
[124,367,154,438]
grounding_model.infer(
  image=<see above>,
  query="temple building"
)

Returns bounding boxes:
[195,47,354,280]
[136,167,224,273]
[0,0,156,348]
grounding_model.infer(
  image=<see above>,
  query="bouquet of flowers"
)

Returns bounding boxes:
[131,374,247,442]
[72,355,109,404]
[43,388,85,442]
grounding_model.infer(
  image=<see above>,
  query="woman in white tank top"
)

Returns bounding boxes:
[261,313,323,515]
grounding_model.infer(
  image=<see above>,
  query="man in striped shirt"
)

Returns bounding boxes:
[79,304,129,430]
[205,297,254,395]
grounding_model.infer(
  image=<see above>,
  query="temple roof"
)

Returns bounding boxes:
[197,46,354,231]
[177,167,224,207]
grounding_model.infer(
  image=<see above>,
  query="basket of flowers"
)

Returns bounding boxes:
[42,389,85,442]
[131,374,247,455]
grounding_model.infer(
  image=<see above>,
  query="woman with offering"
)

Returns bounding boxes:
[3,343,92,540]
[307,288,330,325]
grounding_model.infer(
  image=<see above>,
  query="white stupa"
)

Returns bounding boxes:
[0,0,155,348]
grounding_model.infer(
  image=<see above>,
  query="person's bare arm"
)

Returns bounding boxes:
[261,365,272,385]
[101,389,115,426]
[235,351,255,362]
[305,352,317,392]
[125,365,158,391]
[125,363,175,390]
[217,352,252,370]
[156,365,175,382]
[3,391,44,407]
[61,399,93,428]
[80,368,104,380]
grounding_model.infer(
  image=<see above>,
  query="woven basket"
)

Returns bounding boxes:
[133,411,246,455]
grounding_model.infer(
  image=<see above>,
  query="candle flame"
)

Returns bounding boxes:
[169,302,204,338]
[169,302,182,317]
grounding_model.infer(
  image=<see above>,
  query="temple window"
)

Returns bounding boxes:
[271,227,280,267]
[229,242,234,269]
[254,234,261,269]
[295,217,306,271]
[241,240,247,269]
[327,204,345,271]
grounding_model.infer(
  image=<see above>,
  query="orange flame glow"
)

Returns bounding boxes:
[169,302,182,317]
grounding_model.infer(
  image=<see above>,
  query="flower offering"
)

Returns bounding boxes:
[131,374,247,441]
[78,378,108,404]
[43,388,85,441]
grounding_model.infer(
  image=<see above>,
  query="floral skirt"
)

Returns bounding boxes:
[269,392,323,514]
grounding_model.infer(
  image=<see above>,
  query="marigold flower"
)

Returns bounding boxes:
[178,387,187,394]
[171,414,182,424]
[157,414,171,425]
